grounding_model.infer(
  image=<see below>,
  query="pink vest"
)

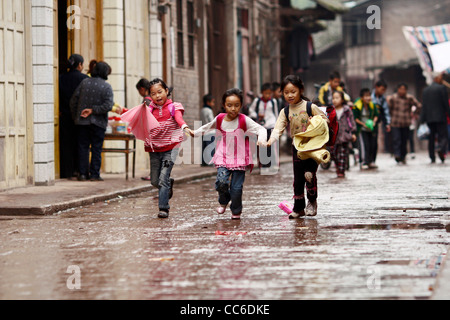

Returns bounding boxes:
[213,114,254,171]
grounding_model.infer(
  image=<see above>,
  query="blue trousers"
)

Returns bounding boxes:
[150,149,178,211]
[215,167,246,215]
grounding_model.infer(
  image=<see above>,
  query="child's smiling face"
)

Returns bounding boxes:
[283,83,303,105]
[150,84,169,106]
[224,95,242,121]
[362,93,372,105]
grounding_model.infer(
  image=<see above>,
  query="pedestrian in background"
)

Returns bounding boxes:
[267,75,328,219]
[201,94,216,166]
[317,71,350,107]
[371,80,392,155]
[70,61,116,182]
[388,83,421,165]
[59,54,89,180]
[249,83,279,168]
[145,78,191,219]
[353,88,379,170]
[188,88,267,220]
[272,82,285,113]
[135,78,154,182]
[420,72,450,164]
[332,91,357,178]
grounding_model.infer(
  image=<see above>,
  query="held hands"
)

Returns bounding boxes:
[184,127,195,137]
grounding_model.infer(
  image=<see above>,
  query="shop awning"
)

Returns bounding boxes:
[403,23,450,84]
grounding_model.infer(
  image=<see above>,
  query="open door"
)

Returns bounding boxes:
[55,0,103,179]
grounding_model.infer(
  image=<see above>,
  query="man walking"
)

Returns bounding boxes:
[420,72,450,163]
[387,83,421,165]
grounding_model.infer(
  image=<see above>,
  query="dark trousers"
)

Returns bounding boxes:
[78,124,106,179]
[408,128,416,154]
[428,122,448,161]
[292,146,318,213]
[391,127,410,162]
[201,134,215,166]
[383,125,393,154]
[359,131,377,165]
[59,115,79,178]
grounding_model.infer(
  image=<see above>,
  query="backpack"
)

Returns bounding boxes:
[284,102,339,147]
[255,98,279,119]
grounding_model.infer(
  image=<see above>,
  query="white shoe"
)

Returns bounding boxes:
[306,201,318,217]
[289,211,305,219]
[216,205,227,215]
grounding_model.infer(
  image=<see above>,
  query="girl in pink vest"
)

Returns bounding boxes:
[188,89,267,220]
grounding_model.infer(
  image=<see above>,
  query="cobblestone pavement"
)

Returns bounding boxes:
[0,153,448,300]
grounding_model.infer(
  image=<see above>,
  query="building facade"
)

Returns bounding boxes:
[342,0,450,99]
[0,0,289,191]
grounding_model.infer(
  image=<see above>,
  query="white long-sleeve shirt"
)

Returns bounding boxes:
[194,115,267,144]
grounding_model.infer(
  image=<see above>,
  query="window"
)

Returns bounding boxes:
[344,18,380,46]
[187,0,195,67]
[177,0,184,66]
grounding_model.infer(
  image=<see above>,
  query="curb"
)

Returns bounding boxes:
[0,171,218,217]
[0,157,292,217]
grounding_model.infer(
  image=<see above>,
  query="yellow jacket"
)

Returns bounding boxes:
[293,116,331,164]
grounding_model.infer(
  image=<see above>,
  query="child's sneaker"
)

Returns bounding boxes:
[289,210,305,219]
[368,163,378,169]
[231,213,241,220]
[306,201,318,217]
[216,205,227,215]
[158,209,169,219]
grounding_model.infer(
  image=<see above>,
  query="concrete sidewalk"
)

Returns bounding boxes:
[0,155,292,216]
[0,165,217,216]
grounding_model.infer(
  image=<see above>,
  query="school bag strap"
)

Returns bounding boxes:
[256,98,278,118]
[149,103,176,118]
[216,113,227,132]
[284,101,313,123]
[216,113,247,132]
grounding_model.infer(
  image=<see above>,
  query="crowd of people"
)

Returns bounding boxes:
[59,53,450,220]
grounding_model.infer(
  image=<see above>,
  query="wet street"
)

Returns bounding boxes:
[0,153,449,300]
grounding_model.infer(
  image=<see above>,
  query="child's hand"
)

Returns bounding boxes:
[257,141,267,147]
[265,139,275,148]
[184,128,195,137]
[352,134,357,143]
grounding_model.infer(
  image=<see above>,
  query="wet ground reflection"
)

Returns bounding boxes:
[0,160,449,300]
